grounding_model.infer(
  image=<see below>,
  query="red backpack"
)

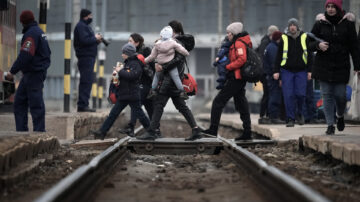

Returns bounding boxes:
[182,73,197,96]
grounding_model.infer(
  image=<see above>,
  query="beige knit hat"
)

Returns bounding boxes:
[226,22,243,35]
[267,25,279,36]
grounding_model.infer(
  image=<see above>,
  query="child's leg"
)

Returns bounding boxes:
[169,68,184,90]
[152,72,161,89]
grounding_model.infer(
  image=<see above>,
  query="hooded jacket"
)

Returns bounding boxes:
[226,32,252,80]
[309,12,360,83]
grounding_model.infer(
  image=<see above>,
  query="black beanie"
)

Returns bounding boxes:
[80,9,91,19]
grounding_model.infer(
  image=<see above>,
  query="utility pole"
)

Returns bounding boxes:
[64,0,72,112]
[98,0,107,108]
[91,0,98,109]
[38,0,48,33]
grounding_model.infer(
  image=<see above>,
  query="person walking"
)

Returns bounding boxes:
[273,18,313,127]
[136,20,202,141]
[5,10,51,132]
[202,22,253,140]
[74,9,102,112]
[309,0,360,134]
[118,33,155,137]
[91,43,150,140]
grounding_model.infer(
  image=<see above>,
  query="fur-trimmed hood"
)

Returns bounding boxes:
[315,12,355,23]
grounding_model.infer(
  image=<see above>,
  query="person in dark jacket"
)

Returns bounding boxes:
[118,33,155,137]
[91,43,150,140]
[263,31,284,124]
[273,18,313,127]
[5,10,51,132]
[256,25,279,124]
[213,36,231,89]
[136,20,202,141]
[309,0,360,135]
[74,9,102,112]
[203,22,253,140]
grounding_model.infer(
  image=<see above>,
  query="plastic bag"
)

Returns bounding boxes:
[349,73,360,119]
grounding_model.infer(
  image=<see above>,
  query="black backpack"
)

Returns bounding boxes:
[238,39,263,83]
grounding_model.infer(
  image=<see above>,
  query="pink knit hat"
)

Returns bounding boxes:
[325,0,342,11]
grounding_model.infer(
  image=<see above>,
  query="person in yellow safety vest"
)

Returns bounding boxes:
[273,18,313,127]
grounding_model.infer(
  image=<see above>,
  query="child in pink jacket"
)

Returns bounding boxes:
[145,26,190,99]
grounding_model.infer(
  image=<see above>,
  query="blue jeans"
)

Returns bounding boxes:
[280,69,307,120]
[319,81,346,126]
[100,99,150,133]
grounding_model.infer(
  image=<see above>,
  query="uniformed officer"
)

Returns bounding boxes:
[74,9,102,112]
[5,10,51,132]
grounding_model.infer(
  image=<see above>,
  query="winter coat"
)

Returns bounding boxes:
[274,31,313,74]
[116,55,143,101]
[137,45,154,87]
[309,12,360,83]
[73,19,98,58]
[263,40,279,76]
[226,32,252,80]
[256,35,271,61]
[145,38,189,64]
[157,34,194,96]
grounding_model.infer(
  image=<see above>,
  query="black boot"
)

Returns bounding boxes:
[136,130,157,140]
[155,128,162,138]
[325,125,335,135]
[118,124,135,137]
[234,130,252,141]
[336,116,345,131]
[90,130,106,140]
[179,90,189,100]
[286,119,295,127]
[296,115,305,125]
[202,128,217,138]
[185,127,203,141]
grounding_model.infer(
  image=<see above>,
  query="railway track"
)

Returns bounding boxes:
[35,124,330,202]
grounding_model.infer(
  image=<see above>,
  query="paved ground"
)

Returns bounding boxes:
[196,113,360,166]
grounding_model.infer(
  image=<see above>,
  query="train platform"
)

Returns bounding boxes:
[196,113,360,166]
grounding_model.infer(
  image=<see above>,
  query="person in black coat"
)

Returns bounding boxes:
[136,20,202,141]
[5,10,51,132]
[74,9,102,112]
[309,0,360,135]
[91,43,150,140]
[118,33,155,137]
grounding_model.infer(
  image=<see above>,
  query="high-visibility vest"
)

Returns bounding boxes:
[280,33,308,66]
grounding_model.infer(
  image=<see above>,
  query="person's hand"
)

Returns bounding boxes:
[279,80,282,87]
[273,73,279,80]
[318,42,329,52]
[215,57,219,62]
[4,72,14,81]
[307,72,312,80]
[155,63,163,72]
[95,33,102,41]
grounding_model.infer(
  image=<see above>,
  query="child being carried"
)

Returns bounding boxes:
[145,26,190,99]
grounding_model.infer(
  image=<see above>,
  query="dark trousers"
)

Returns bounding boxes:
[210,78,251,132]
[77,56,95,109]
[14,78,45,132]
[149,93,197,131]
[259,74,269,117]
[267,76,282,119]
[303,79,317,121]
[100,99,150,133]
[281,69,307,120]
[129,85,153,126]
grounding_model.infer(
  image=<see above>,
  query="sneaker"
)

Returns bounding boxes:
[336,116,345,131]
[136,131,157,140]
[234,130,252,141]
[179,90,189,100]
[325,125,335,135]
[286,119,295,127]
[202,128,217,138]
[185,127,203,141]
[90,130,106,140]
[146,89,158,99]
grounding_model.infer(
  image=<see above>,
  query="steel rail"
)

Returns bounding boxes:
[219,136,330,202]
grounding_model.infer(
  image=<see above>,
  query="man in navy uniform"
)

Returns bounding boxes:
[5,10,51,132]
[74,9,102,112]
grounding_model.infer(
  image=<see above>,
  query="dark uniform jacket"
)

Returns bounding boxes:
[309,12,360,83]
[116,55,143,101]
[10,21,51,89]
[263,40,279,76]
[274,31,313,74]
[74,19,98,58]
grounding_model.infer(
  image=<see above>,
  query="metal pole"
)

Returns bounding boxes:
[217,0,222,44]
[98,0,107,108]
[91,0,97,109]
[38,0,47,33]
[64,0,72,112]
